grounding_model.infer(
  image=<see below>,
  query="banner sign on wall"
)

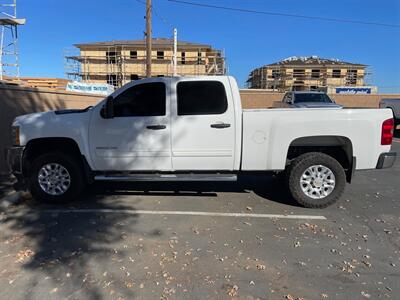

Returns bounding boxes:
[335,87,372,94]
[66,81,114,95]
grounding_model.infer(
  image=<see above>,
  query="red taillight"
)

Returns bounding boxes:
[381,118,394,145]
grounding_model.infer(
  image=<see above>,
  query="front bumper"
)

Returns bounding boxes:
[5,146,25,174]
[376,152,397,169]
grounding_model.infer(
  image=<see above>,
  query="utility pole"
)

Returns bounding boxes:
[145,0,152,78]
[173,28,177,76]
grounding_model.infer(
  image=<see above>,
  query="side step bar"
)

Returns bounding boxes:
[94,173,238,182]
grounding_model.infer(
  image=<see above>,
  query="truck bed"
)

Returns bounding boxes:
[241,107,393,171]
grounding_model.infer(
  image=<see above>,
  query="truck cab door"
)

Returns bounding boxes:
[89,79,172,171]
[170,78,236,170]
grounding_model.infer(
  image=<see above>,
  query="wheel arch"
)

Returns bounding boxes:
[286,135,354,183]
[23,137,93,182]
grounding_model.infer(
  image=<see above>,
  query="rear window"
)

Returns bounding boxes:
[177,81,228,115]
[295,93,333,103]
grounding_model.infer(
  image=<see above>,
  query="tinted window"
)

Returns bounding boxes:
[113,82,166,117]
[294,93,333,103]
[177,81,228,115]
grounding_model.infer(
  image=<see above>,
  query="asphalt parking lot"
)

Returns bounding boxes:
[0,139,399,300]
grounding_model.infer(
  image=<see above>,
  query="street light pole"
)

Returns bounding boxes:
[173,28,177,76]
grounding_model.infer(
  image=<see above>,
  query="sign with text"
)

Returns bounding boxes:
[66,81,114,95]
[335,87,372,94]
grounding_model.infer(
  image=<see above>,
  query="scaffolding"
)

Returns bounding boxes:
[65,41,226,88]
[0,0,25,80]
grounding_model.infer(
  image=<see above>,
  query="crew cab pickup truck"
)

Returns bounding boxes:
[7,76,397,208]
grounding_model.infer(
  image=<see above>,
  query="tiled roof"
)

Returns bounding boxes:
[75,38,212,49]
[267,56,366,67]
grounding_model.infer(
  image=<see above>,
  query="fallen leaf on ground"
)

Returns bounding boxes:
[361,291,371,298]
[227,284,239,297]
[16,249,35,262]
[256,264,266,270]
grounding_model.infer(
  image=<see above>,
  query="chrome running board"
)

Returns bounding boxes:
[94,173,237,182]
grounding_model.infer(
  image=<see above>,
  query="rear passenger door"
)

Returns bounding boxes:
[170,78,236,170]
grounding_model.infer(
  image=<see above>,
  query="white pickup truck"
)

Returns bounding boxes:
[7,76,396,208]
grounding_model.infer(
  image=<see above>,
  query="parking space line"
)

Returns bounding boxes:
[40,209,327,220]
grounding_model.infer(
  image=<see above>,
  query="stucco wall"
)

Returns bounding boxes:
[0,85,103,174]
[0,84,399,174]
[239,89,400,109]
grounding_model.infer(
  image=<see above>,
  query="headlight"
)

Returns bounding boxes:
[11,126,20,146]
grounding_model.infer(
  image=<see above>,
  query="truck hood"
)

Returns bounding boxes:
[13,108,93,146]
[13,107,93,126]
[293,102,343,108]
[13,111,54,127]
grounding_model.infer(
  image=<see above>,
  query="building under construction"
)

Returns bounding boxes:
[247,56,370,92]
[65,38,225,88]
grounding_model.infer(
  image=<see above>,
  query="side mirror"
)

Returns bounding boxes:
[101,96,114,119]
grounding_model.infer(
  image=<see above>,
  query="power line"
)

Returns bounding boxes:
[135,0,174,28]
[167,0,400,28]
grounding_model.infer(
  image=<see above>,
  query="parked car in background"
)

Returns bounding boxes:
[274,91,343,108]
[380,98,400,128]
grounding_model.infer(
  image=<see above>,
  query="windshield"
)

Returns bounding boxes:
[294,93,333,103]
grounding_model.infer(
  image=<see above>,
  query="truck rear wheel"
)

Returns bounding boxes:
[286,152,346,208]
[28,152,85,203]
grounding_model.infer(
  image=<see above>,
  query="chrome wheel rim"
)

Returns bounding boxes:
[38,163,71,196]
[300,165,335,199]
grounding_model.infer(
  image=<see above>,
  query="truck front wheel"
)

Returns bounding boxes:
[286,152,346,208]
[28,152,85,203]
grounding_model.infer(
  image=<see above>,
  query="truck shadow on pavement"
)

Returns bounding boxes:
[87,173,299,208]
[0,175,295,299]
[1,191,163,299]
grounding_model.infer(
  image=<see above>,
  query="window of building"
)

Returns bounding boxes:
[130,74,139,81]
[106,51,117,64]
[272,69,280,79]
[177,81,228,115]
[346,70,357,85]
[197,52,202,65]
[107,74,117,87]
[181,52,186,65]
[157,51,164,59]
[113,82,166,117]
[157,75,164,77]
[311,69,320,79]
[130,51,138,59]
[332,69,341,78]
[293,69,305,79]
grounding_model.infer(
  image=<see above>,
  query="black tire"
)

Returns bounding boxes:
[28,152,85,203]
[286,152,346,208]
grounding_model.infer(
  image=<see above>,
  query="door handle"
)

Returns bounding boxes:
[210,123,231,129]
[146,124,166,130]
